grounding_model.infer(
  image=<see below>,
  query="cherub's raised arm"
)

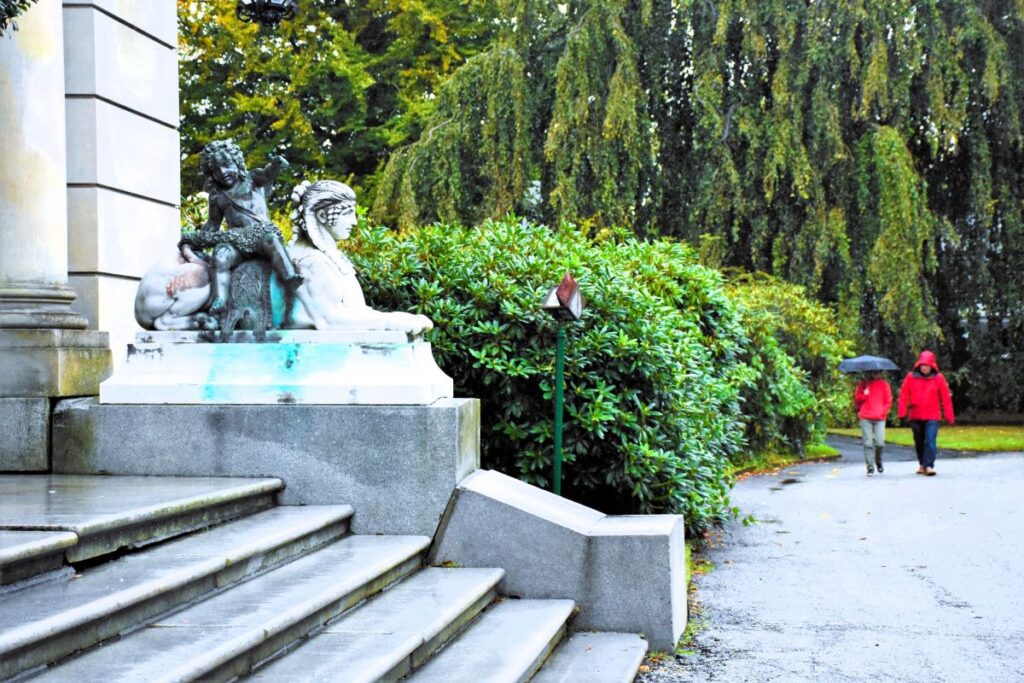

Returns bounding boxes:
[252,154,289,189]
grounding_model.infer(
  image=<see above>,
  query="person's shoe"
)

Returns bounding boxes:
[866,466,874,476]
[924,467,937,476]
[916,466,926,475]
[875,448,884,473]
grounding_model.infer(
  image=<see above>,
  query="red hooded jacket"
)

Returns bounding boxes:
[855,378,892,420]
[897,351,955,423]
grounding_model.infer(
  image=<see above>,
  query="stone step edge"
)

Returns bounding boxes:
[0,506,353,680]
[0,531,77,587]
[34,536,433,683]
[251,567,505,682]
[531,632,649,683]
[387,578,500,681]
[3,477,286,565]
[67,487,282,563]
[405,599,576,682]
[190,538,432,682]
[2,477,284,537]
[70,477,285,563]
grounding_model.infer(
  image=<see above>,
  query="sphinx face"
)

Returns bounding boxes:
[318,203,357,241]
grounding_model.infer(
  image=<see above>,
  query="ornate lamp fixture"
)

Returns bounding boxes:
[236,0,297,27]
[541,273,585,496]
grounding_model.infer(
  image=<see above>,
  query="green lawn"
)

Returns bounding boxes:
[727,442,841,478]
[828,425,1024,451]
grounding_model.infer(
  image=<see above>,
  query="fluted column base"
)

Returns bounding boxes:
[0,283,89,330]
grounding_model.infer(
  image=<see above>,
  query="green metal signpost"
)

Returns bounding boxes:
[542,273,584,496]
[553,325,566,495]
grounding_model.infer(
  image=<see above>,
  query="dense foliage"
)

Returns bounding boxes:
[372,0,1024,413]
[178,0,500,199]
[347,218,753,536]
[0,0,38,35]
[726,272,854,453]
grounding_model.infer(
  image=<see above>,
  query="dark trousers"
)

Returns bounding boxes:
[910,420,940,468]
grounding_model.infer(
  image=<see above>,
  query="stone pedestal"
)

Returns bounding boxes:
[51,398,480,537]
[100,331,454,405]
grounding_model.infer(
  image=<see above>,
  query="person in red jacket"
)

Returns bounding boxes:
[855,372,893,475]
[897,350,955,476]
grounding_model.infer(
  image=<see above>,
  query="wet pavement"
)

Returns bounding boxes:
[640,436,1024,682]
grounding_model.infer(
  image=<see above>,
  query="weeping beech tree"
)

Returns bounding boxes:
[374,0,1024,412]
[371,47,532,228]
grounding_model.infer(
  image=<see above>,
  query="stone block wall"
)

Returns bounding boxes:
[62,1,181,364]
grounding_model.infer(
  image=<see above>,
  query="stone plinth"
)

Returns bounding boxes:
[429,470,687,650]
[52,398,480,537]
[0,330,110,471]
[0,399,50,471]
[99,331,454,405]
[0,330,111,399]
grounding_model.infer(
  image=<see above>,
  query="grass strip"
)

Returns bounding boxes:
[828,425,1024,452]
[727,442,840,478]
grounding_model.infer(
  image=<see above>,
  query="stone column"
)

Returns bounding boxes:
[0,0,86,330]
[0,0,111,471]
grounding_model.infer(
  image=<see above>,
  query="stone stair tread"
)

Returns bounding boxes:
[0,531,78,567]
[0,474,282,534]
[0,505,353,658]
[531,632,648,683]
[31,534,431,682]
[404,598,576,683]
[251,566,505,682]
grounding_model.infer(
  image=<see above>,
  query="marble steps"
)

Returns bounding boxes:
[403,598,577,683]
[0,531,77,587]
[27,534,431,683]
[0,475,284,583]
[531,632,649,683]
[0,505,353,680]
[248,566,506,682]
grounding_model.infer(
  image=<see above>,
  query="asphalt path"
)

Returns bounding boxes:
[640,436,1024,682]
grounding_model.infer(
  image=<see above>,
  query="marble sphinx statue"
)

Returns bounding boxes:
[134,140,431,337]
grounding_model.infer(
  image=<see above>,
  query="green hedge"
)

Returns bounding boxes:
[726,273,853,454]
[348,219,752,537]
[345,218,851,536]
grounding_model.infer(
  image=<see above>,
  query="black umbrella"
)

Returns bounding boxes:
[838,355,900,373]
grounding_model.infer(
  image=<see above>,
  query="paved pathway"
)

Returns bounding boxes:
[640,437,1024,682]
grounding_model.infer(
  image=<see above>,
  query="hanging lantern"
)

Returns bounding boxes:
[236,0,298,27]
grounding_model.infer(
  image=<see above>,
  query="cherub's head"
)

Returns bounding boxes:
[200,139,247,190]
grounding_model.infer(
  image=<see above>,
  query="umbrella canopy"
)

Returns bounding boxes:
[838,355,900,373]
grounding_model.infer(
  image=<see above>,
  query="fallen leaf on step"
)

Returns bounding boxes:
[639,665,651,673]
